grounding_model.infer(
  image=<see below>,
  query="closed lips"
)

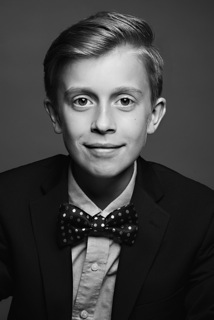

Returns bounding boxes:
[85,144,124,149]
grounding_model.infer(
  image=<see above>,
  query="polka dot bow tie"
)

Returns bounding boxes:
[58,203,138,247]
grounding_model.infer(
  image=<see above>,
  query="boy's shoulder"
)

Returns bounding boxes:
[0,154,68,193]
[143,161,214,199]
[0,154,68,177]
[138,157,214,204]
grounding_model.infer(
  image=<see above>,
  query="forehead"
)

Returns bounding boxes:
[57,45,150,95]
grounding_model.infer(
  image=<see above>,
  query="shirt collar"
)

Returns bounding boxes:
[68,162,137,217]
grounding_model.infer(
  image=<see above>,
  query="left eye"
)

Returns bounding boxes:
[120,98,132,106]
[117,97,134,107]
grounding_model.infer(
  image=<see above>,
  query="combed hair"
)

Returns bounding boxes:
[43,11,163,105]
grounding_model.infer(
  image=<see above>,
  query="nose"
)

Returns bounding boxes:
[91,104,116,134]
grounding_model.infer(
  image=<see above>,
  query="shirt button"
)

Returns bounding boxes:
[80,310,88,319]
[91,262,98,271]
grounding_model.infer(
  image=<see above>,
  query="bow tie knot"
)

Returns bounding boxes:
[58,203,138,247]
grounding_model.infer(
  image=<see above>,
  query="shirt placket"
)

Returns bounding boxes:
[72,236,110,320]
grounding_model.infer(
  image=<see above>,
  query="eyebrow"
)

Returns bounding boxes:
[64,86,144,100]
[64,87,97,100]
[112,86,144,96]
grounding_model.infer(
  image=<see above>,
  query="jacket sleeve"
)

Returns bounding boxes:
[0,219,13,300]
[185,211,214,319]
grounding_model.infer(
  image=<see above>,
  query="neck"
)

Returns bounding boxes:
[71,163,134,210]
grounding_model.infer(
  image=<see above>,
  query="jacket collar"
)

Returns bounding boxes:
[135,157,164,202]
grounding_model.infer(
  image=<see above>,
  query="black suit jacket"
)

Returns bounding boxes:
[0,155,214,320]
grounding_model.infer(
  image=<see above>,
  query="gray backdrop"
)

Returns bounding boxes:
[0,0,213,317]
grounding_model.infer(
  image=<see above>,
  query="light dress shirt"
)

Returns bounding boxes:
[68,162,137,320]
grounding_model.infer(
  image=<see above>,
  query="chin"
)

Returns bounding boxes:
[91,170,118,179]
[91,163,133,179]
[86,165,121,179]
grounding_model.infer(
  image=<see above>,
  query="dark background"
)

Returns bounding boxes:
[0,0,213,317]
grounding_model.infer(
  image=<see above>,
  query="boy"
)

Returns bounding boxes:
[0,11,214,320]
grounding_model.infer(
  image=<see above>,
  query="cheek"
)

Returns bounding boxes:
[123,117,148,142]
[61,115,86,142]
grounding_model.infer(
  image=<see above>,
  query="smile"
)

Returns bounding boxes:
[84,143,125,157]
[85,143,124,149]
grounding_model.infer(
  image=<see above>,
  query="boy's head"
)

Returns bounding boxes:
[44,11,163,107]
[44,12,166,182]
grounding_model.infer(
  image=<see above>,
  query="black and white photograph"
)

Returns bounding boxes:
[1,1,214,319]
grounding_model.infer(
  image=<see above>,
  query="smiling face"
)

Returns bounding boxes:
[45,45,166,180]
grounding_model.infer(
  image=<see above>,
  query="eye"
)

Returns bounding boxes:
[73,97,93,107]
[120,98,134,106]
[115,96,135,108]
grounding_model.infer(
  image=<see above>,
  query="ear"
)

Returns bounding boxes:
[147,97,166,134]
[44,98,62,134]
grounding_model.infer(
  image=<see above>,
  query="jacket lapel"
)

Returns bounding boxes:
[111,158,170,320]
[30,157,72,320]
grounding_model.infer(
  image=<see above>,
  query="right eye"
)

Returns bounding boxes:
[73,97,92,107]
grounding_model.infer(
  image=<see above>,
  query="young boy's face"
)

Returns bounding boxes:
[46,45,165,179]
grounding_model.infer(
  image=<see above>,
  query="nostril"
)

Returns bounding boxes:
[91,127,116,134]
